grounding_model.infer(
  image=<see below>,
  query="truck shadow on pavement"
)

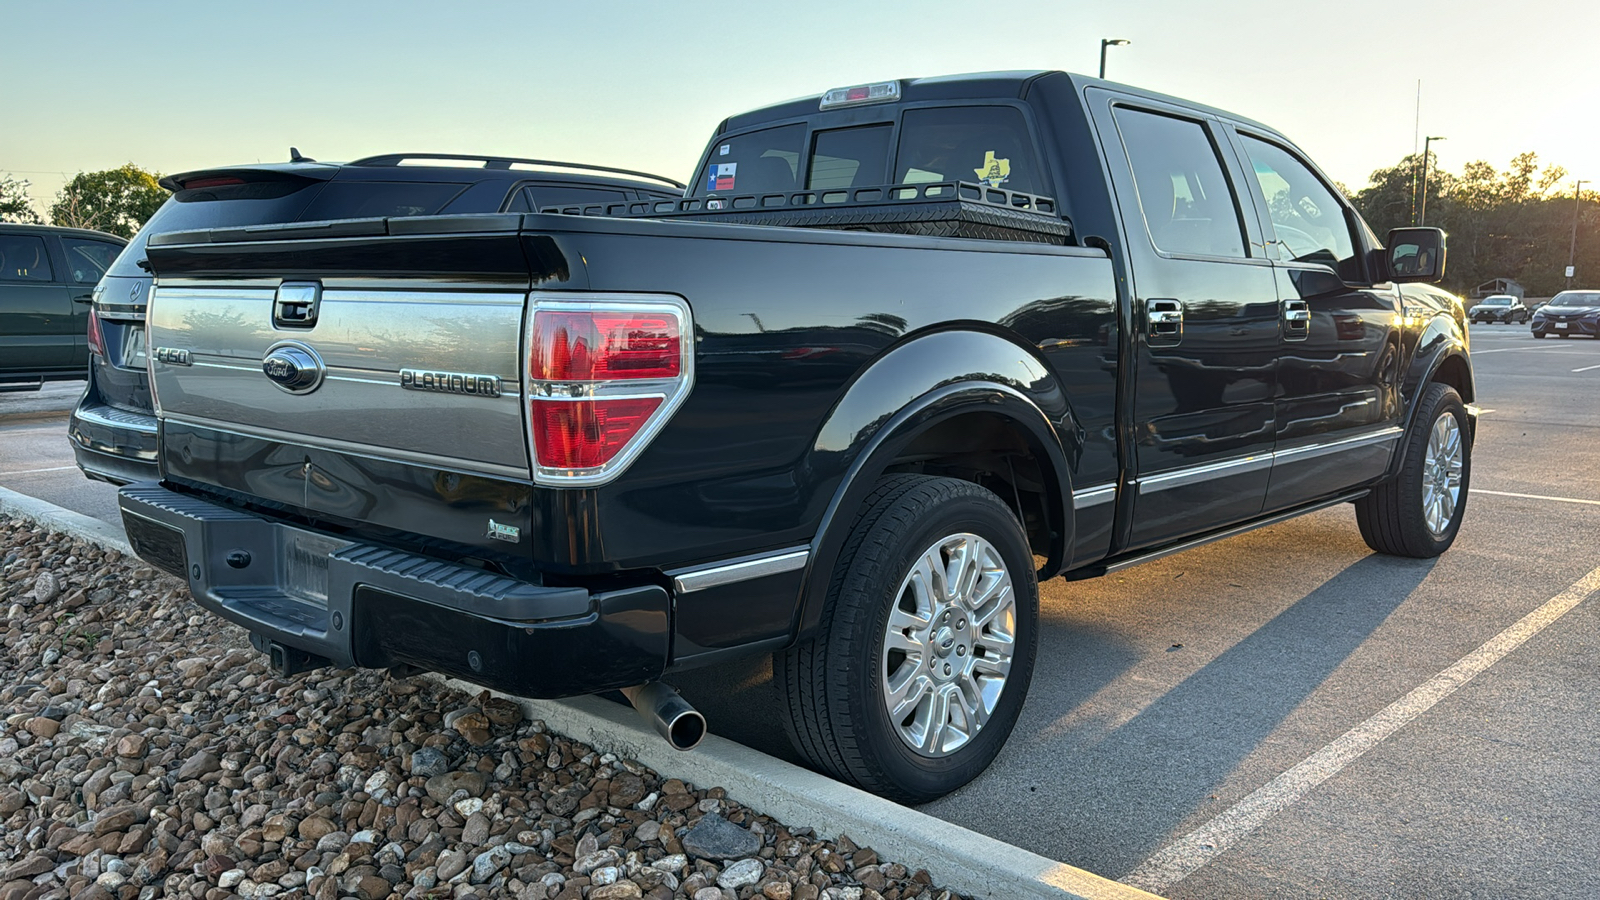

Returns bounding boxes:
[921,551,1435,877]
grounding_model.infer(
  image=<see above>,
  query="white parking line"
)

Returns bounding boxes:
[1474,488,1600,507]
[1573,364,1600,373]
[0,465,77,476]
[1122,563,1600,894]
[1472,347,1595,355]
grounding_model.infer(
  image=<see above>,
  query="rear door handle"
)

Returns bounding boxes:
[1147,298,1183,346]
[1283,299,1310,341]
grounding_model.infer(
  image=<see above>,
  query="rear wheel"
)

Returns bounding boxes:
[776,475,1039,803]
[1355,383,1470,557]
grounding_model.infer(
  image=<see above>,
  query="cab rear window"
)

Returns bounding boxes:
[695,124,805,196]
[894,106,1041,194]
[696,105,1044,198]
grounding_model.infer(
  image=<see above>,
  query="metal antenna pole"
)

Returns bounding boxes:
[1419,136,1445,227]
[1569,180,1587,290]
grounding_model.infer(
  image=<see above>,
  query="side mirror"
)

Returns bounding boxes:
[1385,227,1447,283]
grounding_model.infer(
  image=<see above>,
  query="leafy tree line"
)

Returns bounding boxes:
[1350,151,1597,298]
[0,164,166,239]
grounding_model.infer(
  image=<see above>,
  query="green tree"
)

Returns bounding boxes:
[1352,150,1592,297]
[50,164,166,238]
[1,173,43,223]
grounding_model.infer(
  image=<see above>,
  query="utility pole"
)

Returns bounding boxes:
[1419,136,1446,226]
[1410,80,1421,225]
[1099,39,1130,79]
[1569,180,1587,289]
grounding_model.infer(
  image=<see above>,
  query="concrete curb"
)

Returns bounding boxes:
[434,682,1156,900]
[0,485,132,556]
[0,486,1155,900]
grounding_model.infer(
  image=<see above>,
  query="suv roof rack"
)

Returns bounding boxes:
[346,153,687,190]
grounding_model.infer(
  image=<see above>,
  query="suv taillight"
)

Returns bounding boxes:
[525,295,692,485]
[87,308,106,357]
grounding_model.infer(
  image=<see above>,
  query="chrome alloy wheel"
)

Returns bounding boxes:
[1422,412,1464,537]
[881,533,1017,757]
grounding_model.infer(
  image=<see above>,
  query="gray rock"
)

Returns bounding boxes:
[681,813,761,860]
[470,845,512,883]
[436,849,469,881]
[461,812,490,845]
[177,751,222,780]
[718,858,764,890]
[409,746,449,778]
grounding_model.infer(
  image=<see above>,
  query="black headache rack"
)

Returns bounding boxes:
[540,181,1073,245]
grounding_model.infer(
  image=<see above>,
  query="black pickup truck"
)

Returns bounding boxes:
[119,71,1473,802]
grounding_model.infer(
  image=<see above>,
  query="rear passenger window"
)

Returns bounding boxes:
[60,238,122,284]
[1112,108,1247,259]
[807,125,892,189]
[694,123,806,196]
[0,235,53,281]
[894,106,1042,194]
[522,185,627,212]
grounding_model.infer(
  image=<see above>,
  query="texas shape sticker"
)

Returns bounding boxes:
[974,151,1010,187]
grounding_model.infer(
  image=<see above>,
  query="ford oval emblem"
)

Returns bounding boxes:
[261,341,326,394]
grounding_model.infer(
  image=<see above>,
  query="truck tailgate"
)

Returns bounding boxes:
[147,281,528,477]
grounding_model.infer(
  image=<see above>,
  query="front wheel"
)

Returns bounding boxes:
[776,475,1039,803]
[1355,383,1470,557]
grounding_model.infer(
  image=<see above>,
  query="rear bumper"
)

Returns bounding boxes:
[69,401,159,485]
[117,482,669,698]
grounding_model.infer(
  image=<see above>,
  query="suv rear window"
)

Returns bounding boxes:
[297,181,466,220]
[807,125,892,190]
[106,180,321,278]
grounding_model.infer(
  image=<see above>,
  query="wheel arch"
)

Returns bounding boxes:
[791,329,1078,642]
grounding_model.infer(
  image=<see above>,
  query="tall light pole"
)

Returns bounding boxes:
[1418,135,1446,226]
[1568,180,1587,289]
[1099,39,1130,79]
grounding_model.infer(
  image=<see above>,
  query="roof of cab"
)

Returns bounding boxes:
[719,70,1281,140]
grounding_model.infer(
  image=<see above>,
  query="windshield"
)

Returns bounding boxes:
[1480,297,1511,305]
[1547,291,1600,308]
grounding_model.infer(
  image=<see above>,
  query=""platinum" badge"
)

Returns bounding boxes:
[400,369,502,397]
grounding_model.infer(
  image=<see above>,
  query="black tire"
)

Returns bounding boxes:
[775,474,1039,803]
[1355,383,1471,557]
[1533,332,1546,339]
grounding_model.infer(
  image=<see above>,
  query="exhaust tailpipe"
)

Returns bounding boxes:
[621,682,706,751]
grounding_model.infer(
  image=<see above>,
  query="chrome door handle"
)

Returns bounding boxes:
[1283,299,1310,341]
[1147,298,1183,346]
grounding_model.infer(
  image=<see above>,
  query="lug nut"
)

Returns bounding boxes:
[957,618,967,628]
[944,663,952,675]
[956,646,966,656]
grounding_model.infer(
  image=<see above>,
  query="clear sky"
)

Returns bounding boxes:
[4,0,1598,210]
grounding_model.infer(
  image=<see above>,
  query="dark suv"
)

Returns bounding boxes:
[1,223,126,391]
[69,154,684,484]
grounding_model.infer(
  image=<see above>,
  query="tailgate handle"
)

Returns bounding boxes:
[274,283,321,328]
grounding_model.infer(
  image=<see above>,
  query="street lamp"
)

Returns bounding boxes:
[1099,39,1130,79]
[1418,135,1446,226]
[1568,180,1587,289]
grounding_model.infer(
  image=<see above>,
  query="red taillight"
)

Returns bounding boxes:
[87,308,105,357]
[178,176,245,189]
[531,397,663,469]
[526,299,691,482]
[533,311,681,381]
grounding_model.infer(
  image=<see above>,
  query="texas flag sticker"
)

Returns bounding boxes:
[707,162,736,192]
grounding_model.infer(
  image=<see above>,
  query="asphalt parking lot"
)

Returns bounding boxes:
[4,324,1598,898]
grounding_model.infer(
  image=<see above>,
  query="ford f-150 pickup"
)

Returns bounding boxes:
[118,71,1473,802]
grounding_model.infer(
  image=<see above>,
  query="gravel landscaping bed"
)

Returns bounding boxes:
[0,516,969,900]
